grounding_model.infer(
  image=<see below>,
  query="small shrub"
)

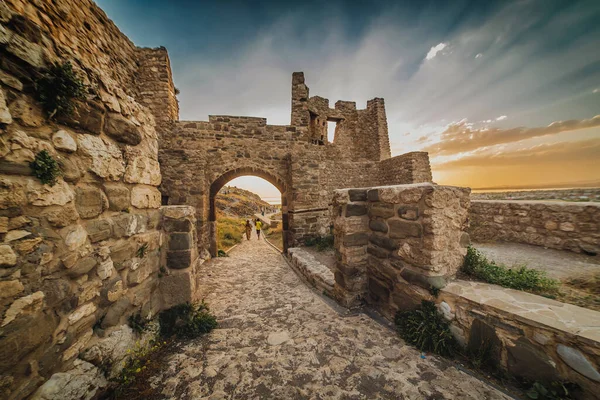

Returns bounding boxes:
[158,301,217,339]
[35,61,87,118]
[136,243,149,258]
[429,286,440,297]
[217,249,228,257]
[113,339,164,393]
[30,150,61,186]
[526,381,577,399]
[128,313,149,335]
[305,235,334,251]
[395,300,457,357]
[463,246,559,294]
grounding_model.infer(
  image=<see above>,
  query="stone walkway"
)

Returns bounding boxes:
[149,235,511,399]
[474,242,600,281]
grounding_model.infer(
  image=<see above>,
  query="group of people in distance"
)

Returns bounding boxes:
[245,218,263,240]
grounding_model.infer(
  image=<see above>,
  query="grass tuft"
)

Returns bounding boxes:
[158,301,217,339]
[463,246,559,295]
[395,300,457,357]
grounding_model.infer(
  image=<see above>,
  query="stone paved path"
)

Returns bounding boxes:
[150,236,511,399]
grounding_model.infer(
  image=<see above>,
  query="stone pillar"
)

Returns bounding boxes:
[291,72,309,128]
[331,189,370,308]
[332,183,470,319]
[159,206,199,308]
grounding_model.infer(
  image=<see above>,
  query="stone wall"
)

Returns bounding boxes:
[331,183,471,315]
[160,73,434,256]
[438,281,600,397]
[0,1,171,398]
[472,188,600,202]
[470,200,600,255]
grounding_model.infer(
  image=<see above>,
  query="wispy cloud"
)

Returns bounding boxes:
[496,115,507,121]
[425,115,600,156]
[425,43,446,60]
[436,138,600,168]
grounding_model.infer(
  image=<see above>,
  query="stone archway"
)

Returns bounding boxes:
[208,167,290,256]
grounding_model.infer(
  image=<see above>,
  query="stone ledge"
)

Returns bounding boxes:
[288,248,334,294]
[441,280,600,345]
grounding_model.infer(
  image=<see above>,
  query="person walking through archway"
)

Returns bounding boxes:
[255,218,263,239]
[244,219,252,240]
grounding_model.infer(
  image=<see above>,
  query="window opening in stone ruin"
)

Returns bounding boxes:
[213,176,285,255]
[327,121,337,144]
[161,195,169,206]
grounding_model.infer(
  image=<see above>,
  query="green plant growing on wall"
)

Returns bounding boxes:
[395,300,457,357]
[35,61,87,119]
[136,243,149,258]
[158,301,217,339]
[128,313,150,335]
[29,150,61,186]
[304,235,334,251]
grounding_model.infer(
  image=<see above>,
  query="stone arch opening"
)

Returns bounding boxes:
[208,167,290,256]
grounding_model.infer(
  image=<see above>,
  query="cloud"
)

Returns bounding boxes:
[435,138,600,169]
[475,53,482,59]
[424,114,600,155]
[425,43,447,60]
[496,115,507,121]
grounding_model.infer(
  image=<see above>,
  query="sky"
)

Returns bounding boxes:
[97,0,600,202]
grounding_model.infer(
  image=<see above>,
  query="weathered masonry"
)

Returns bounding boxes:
[158,72,432,257]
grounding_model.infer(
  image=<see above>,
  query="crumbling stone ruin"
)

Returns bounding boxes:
[0,0,599,399]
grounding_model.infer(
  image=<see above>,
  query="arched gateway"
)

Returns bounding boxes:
[157,71,433,257]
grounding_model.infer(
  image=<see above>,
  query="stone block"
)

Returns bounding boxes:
[104,112,142,145]
[67,303,96,325]
[103,184,130,211]
[507,338,558,382]
[77,134,125,180]
[159,268,196,309]
[343,233,368,247]
[169,232,192,251]
[348,189,367,202]
[367,244,390,259]
[368,277,390,303]
[369,219,388,233]
[167,249,194,269]
[0,279,24,298]
[131,186,161,209]
[557,345,600,382]
[75,186,109,219]
[85,219,113,243]
[367,189,379,202]
[52,130,77,153]
[345,204,367,217]
[101,298,131,329]
[369,234,398,250]
[66,257,97,278]
[112,213,147,237]
[58,100,105,134]
[0,244,17,266]
[162,218,192,233]
[398,206,419,220]
[389,220,422,239]
[369,204,395,218]
[109,241,137,264]
[124,155,161,186]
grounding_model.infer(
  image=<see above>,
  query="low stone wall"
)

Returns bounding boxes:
[438,281,600,396]
[470,200,600,255]
[288,248,334,295]
[331,183,471,315]
[472,188,600,202]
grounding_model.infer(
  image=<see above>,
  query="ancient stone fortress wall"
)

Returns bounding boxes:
[159,72,433,257]
[470,200,600,255]
[0,1,194,398]
[331,184,600,397]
